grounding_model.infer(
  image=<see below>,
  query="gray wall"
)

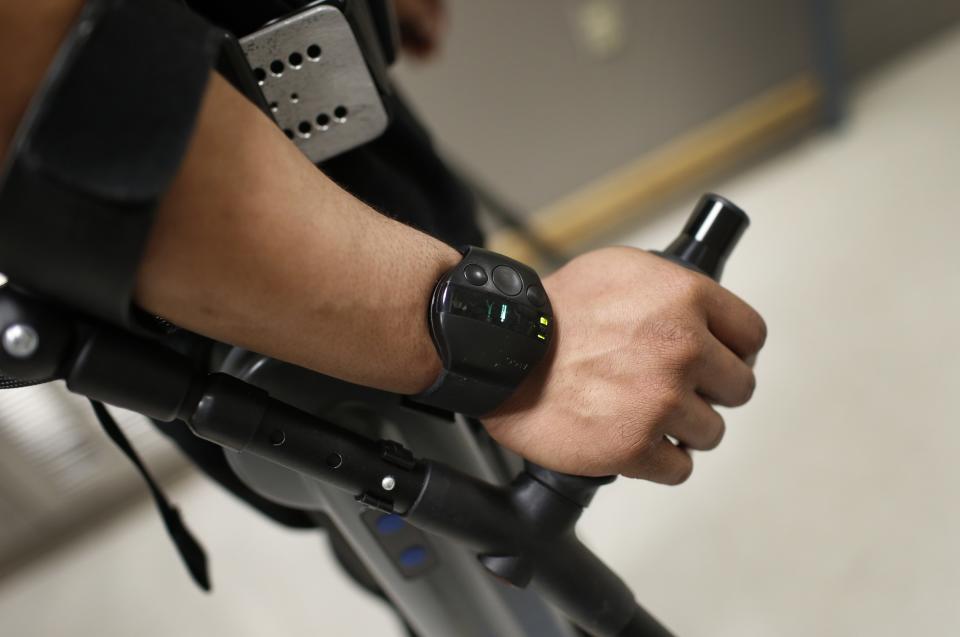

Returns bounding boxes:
[393,0,810,213]
[840,0,960,76]
[392,0,960,215]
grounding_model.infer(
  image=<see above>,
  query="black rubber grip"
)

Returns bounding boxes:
[661,193,749,282]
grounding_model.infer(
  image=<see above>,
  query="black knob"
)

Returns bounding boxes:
[662,194,749,282]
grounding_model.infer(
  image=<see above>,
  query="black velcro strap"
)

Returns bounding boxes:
[0,0,227,329]
[90,399,211,591]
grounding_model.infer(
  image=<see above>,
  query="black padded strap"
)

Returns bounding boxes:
[90,399,211,591]
[0,0,228,329]
[412,368,514,418]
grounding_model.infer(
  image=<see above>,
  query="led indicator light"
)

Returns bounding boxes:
[500,304,508,322]
[537,334,546,340]
[540,316,549,326]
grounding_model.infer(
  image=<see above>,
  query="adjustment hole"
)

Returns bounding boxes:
[254,68,267,83]
[326,452,343,469]
[269,60,284,75]
[290,93,299,103]
[269,102,279,112]
[334,105,348,121]
[307,44,322,60]
[288,51,304,68]
[269,429,286,446]
[316,113,331,128]
[297,121,313,136]
[283,129,294,139]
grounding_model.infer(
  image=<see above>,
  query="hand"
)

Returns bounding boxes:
[482,247,766,484]
[391,0,447,59]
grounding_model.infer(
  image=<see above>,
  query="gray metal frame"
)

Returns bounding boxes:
[219,349,579,637]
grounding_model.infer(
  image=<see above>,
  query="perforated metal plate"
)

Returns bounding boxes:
[240,4,388,163]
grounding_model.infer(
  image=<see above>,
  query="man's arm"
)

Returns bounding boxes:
[0,1,456,395]
[137,73,458,394]
[0,0,766,482]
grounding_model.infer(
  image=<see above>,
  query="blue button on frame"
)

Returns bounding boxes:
[375,513,406,535]
[399,545,429,569]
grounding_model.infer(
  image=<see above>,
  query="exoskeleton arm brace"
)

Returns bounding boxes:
[0,0,259,329]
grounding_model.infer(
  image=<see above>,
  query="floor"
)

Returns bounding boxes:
[2,25,959,637]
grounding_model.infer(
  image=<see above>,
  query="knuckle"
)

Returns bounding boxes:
[650,386,685,422]
[648,319,704,364]
[619,425,659,461]
[677,329,706,364]
[668,267,706,302]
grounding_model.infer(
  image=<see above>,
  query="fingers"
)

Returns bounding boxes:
[625,396,724,483]
[703,284,767,360]
[668,394,726,450]
[695,336,756,407]
[626,437,693,485]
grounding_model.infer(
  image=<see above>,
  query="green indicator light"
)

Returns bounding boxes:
[500,304,508,322]
[537,334,546,340]
[540,316,549,326]
[486,301,494,320]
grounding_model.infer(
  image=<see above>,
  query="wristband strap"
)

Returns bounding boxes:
[413,368,515,418]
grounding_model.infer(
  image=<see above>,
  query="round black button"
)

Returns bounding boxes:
[526,285,547,307]
[463,264,487,286]
[492,266,523,296]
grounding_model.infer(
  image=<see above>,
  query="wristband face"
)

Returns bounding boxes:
[414,247,553,417]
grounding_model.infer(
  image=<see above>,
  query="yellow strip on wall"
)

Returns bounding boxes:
[489,74,822,264]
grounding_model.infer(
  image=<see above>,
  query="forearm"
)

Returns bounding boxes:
[138,74,459,393]
[1,1,458,395]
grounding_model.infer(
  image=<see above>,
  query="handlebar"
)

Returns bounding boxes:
[512,193,750,635]
[660,193,749,280]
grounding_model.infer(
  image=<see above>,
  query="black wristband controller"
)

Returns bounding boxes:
[412,247,553,417]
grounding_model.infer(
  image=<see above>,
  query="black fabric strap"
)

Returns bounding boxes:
[0,0,228,329]
[89,399,211,591]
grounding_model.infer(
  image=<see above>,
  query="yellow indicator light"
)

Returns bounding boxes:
[540,316,549,326]
[537,334,546,340]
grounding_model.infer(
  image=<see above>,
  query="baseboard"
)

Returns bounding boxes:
[488,73,823,264]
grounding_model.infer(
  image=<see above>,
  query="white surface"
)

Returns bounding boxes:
[2,24,960,637]
[0,477,403,637]
[586,26,960,637]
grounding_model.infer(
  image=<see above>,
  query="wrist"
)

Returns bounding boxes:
[408,243,460,394]
[410,247,555,416]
